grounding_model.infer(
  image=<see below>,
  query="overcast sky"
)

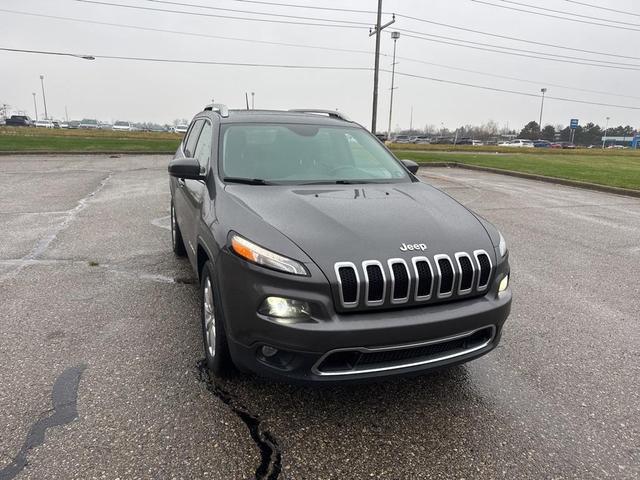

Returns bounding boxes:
[1,0,638,131]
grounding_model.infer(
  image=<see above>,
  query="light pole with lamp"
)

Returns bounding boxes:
[538,88,547,138]
[251,92,255,109]
[387,31,400,140]
[32,92,38,121]
[602,116,610,149]
[39,75,48,120]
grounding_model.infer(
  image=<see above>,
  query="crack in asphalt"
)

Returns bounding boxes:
[0,172,113,282]
[0,364,86,480]
[196,361,282,480]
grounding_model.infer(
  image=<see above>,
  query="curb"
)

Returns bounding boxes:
[0,151,174,156]
[418,162,640,198]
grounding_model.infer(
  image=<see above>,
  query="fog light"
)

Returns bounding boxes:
[261,345,278,357]
[498,274,509,292]
[259,296,310,319]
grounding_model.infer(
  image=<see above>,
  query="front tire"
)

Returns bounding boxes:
[201,261,233,376]
[171,199,187,257]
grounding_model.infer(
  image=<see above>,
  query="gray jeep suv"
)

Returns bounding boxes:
[168,104,511,383]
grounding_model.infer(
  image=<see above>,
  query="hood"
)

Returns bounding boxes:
[224,181,495,274]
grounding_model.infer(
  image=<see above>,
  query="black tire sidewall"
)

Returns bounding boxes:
[200,261,231,375]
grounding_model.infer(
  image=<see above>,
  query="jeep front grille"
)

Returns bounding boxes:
[334,250,493,309]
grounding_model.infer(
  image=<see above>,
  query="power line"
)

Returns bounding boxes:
[472,0,640,32]
[397,28,640,68]
[496,0,639,27]
[392,14,640,61]
[390,70,640,111]
[71,1,640,67]
[0,9,374,55]
[136,0,371,26]
[401,33,640,71]
[397,57,640,101]
[4,8,640,100]
[562,0,640,18]
[153,0,640,60]
[72,0,366,29]
[3,46,640,111]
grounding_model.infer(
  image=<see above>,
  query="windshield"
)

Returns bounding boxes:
[220,124,409,184]
[115,121,128,126]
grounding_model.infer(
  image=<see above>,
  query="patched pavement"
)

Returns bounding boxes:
[0,155,638,479]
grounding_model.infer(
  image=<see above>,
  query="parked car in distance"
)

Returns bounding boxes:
[67,120,80,129]
[173,124,189,134]
[168,105,512,382]
[374,133,388,142]
[532,140,552,148]
[414,135,431,144]
[392,135,413,144]
[113,121,132,131]
[499,139,534,148]
[456,138,483,146]
[5,115,35,127]
[79,119,100,129]
[551,141,576,149]
[34,120,54,128]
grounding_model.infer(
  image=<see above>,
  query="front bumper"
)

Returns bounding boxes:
[217,250,511,383]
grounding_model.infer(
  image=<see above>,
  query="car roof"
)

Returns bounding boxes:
[209,109,357,127]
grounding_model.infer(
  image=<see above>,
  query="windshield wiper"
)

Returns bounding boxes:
[298,180,378,185]
[223,177,273,185]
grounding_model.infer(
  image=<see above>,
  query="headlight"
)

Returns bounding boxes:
[258,296,310,320]
[230,234,308,276]
[498,231,508,258]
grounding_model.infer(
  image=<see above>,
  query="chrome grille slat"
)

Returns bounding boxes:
[362,260,386,306]
[335,250,493,309]
[473,250,493,291]
[455,252,475,295]
[387,258,411,304]
[412,256,433,301]
[434,254,455,299]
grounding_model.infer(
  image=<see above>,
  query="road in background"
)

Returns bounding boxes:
[0,155,637,479]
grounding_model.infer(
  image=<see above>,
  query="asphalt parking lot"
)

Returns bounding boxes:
[0,154,638,480]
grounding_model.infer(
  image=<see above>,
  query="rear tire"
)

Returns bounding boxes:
[201,261,233,377]
[171,199,187,257]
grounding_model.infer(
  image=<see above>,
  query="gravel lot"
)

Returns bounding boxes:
[0,154,638,479]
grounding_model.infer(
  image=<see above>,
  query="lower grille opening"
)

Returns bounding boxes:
[315,326,495,375]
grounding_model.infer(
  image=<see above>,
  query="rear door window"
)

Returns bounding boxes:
[193,121,213,169]
[184,120,204,157]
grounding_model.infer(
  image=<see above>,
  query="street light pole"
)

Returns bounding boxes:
[39,74,48,120]
[32,92,38,121]
[387,31,400,139]
[602,116,610,149]
[251,92,255,109]
[538,88,547,137]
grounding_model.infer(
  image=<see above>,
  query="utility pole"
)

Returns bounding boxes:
[65,105,69,122]
[40,75,48,120]
[538,88,547,138]
[409,106,413,131]
[245,92,249,110]
[386,31,400,139]
[251,92,255,109]
[32,93,38,120]
[602,116,610,149]
[369,1,394,134]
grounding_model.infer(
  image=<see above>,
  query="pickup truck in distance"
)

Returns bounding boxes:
[168,105,511,383]
[5,115,34,127]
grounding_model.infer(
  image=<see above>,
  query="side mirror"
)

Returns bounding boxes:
[168,158,205,180]
[400,159,419,174]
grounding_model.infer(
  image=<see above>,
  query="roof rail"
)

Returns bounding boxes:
[288,109,351,122]
[203,103,229,118]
